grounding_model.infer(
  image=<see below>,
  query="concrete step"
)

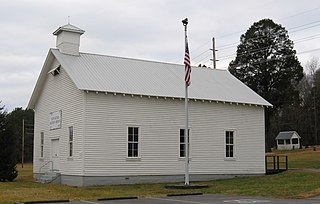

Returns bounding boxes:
[37,171,61,184]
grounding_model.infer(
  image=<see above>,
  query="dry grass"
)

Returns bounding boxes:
[268,146,320,169]
[1,149,320,203]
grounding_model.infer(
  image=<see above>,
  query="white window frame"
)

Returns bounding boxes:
[40,132,44,158]
[292,138,299,144]
[127,127,140,158]
[68,126,74,157]
[225,130,235,160]
[179,128,190,158]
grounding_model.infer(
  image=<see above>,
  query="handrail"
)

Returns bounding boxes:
[48,173,61,184]
[39,161,53,174]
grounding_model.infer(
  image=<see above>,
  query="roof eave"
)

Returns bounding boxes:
[81,89,271,107]
[27,49,55,110]
[53,24,85,36]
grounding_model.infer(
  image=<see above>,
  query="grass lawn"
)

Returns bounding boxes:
[268,146,320,169]
[1,148,320,203]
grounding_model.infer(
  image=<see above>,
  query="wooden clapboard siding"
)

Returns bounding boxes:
[33,62,265,178]
[83,92,265,176]
[33,58,84,175]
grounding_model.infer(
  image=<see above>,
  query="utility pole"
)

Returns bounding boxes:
[22,119,25,168]
[210,37,218,69]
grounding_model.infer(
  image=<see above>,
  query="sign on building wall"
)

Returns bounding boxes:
[50,110,62,130]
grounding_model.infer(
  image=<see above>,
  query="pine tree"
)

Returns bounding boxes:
[228,19,304,149]
[0,103,18,181]
[7,108,34,163]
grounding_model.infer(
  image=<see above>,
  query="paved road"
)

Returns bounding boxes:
[25,194,320,204]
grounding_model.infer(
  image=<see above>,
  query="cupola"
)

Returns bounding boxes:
[53,23,85,56]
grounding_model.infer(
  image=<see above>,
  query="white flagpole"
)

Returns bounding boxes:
[185,85,189,186]
[182,18,190,186]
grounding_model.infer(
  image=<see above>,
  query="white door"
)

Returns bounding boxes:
[51,139,60,171]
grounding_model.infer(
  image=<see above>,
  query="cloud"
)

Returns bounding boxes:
[1,0,320,111]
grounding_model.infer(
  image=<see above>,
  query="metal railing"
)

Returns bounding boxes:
[39,161,53,174]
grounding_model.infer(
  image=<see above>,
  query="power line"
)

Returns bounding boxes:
[217,20,320,51]
[289,20,320,31]
[218,33,320,61]
[215,7,320,41]
[191,39,211,53]
[218,48,320,69]
[178,8,320,66]
[192,49,211,61]
[194,53,212,65]
[190,20,320,65]
[278,7,320,21]
[298,48,320,55]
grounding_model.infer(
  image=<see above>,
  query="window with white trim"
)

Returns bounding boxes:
[40,132,44,158]
[292,138,299,144]
[180,129,190,157]
[225,131,234,158]
[128,127,139,157]
[69,126,73,157]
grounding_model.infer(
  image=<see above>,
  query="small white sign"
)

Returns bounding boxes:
[50,110,62,130]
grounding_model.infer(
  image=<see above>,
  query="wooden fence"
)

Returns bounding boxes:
[265,155,288,174]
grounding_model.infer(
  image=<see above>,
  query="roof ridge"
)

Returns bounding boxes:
[81,49,183,66]
[279,131,296,133]
[51,48,227,71]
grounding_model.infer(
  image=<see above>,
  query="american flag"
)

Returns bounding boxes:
[184,38,191,87]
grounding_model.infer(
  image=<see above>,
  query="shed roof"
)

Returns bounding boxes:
[275,131,301,140]
[28,49,272,109]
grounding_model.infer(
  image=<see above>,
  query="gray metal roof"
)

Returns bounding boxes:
[53,24,85,35]
[28,49,272,109]
[275,131,301,140]
[50,49,271,106]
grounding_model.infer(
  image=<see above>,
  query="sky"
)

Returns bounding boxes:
[1,0,320,112]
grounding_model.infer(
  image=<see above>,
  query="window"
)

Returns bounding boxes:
[225,131,234,158]
[285,139,291,144]
[128,127,139,157]
[292,138,299,144]
[69,127,73,157]
[40,132,44,157]
[180,129,190,157]
[278,139,284,145]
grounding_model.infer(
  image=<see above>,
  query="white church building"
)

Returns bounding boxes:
[28,23,272,186]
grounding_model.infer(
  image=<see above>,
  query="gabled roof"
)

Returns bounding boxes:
[28,49,272,109]
[275,131,301,140]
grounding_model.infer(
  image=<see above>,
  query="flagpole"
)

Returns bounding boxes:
[185,85,190,186]
[182,18,190,186]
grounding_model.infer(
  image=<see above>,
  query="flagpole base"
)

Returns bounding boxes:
[165,184,208,189]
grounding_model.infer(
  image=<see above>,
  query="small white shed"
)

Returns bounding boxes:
[275,131,301,150]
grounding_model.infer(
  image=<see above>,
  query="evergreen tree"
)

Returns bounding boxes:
[7,108,34,163]
[0,102,18,181]
[228,19,303,149]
